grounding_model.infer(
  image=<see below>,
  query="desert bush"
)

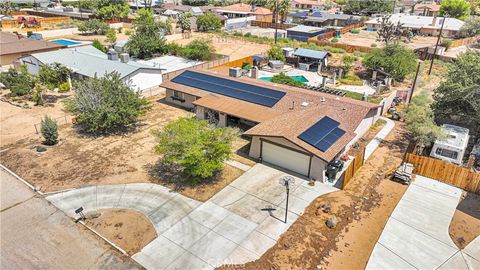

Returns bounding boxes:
[271,73,304,87]
[58,82,70,93]
[41,116,58,145]
[0,65,34,96]
[331,37,339,43]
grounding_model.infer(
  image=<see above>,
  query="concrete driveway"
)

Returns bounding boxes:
[366,175,480,270]
[47,163,338,269]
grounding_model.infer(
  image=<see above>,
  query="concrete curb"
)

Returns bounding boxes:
[0,163,44,195]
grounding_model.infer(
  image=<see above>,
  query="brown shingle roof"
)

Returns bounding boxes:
[215,3,272,16]
[0,32,65,56]
[414,3,440,12]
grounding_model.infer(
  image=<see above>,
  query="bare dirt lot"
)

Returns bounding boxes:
[338,30,438,49]
[221,122,409,270]
[0,91,71,147]
[85,209,157,255]
[449,192,480,249]
[166,32,271,61]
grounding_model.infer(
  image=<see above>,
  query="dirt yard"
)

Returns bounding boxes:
[0,91,71,147]
[449,192,480,249]
[221,122,409,270]
[338,30,438,49]
[85,209,157,255]
[166,32,271,61]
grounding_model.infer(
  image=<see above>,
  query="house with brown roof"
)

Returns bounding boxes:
[162,69,380,182]
[215,3,273,23]
[0,32,65,66]
[291,0,325,11]
[414,3,441,16]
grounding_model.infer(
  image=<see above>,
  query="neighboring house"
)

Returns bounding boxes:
[157,3,214,15]
[215,3,273,23]
[286,25,326,42]
[430,124,470,165]
[365,14,465,37]
[302,11,361,27]
[291,0,325,10]
[162,69,380,181]
[413,3,441,16]
[0,32,65,66]
[20,46,164,92]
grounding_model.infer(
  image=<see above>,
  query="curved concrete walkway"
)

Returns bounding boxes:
[366,175,480,269]
[47,164,338,269]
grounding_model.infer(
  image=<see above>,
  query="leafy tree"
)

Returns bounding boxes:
[126,9,168,59]
[403,93,445,154]
[459,16,480,37]
[38,63,70,90]
[181,38,215,61]
[432,50,480,126]
[41,116,58,145]
[178,13,192,33]
[182,0,209,6]
[362,44,417,81]
[77,19,110,35]
[0,1,15,15]
[376,15,413,44]
[196,12,222,32]
[92,39,108,52]
[96,2,130,19]
[468,0,480,15]
[152,117,239,181]
[344,0,394,15]
[267,45,286,63]
[440,0,471,19]
[106,28,117,44]
[342,55,356,74]
[271,72,304,87]
[65,72,150,134]
[0,65,35,96]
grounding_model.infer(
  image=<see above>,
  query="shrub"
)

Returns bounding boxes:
[124,29,132,35]
[350,29,360,34]
[58,82,70,93]
[77,19,109,35]
[441,39,452,51]
[363,43,417,81]
[371,43,377,47]
[267,45,286,63]
[339,74,364,85]
[38,63,70,90]
[41,116,58,145]
[92,39,107,53]
[331,37,339,43]
[271,73,304,87]
[233,32,242,36]
[0,65,34,96]
[65,72,150,134]
[196,12,222,32]
[181,38,215,61]
[244,32,252,37]
[152,117,239,181]
[342,55,356,74]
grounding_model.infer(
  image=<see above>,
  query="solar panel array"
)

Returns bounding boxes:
[171,70,286,107]
[298,116,346,152]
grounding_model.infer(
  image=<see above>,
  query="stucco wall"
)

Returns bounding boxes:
[345,107,380,151]
[126,69,163,92]
[165,88,198,109]
[249,136,328,180]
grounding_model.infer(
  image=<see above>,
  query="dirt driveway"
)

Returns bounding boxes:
[0,167,141,269]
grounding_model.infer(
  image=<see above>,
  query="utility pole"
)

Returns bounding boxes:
[428,15,447,75]
[274,0,278,44]
[409,62,422,104]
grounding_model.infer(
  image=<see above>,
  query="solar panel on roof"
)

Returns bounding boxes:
[298,116,346,152]
[171,70,286,107]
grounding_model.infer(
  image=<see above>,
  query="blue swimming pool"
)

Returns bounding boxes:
[50,39,81,46]
[260,75,309,83]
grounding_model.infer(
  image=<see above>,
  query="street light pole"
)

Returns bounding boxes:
[279,176,294,223]
[428,15,447,75]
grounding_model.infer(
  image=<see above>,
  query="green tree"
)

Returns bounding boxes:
[0,1,15,15]
[344,0,394,15]
[96,2,130,19]
[362,44,417,81]
[182,0,209,5]
[440,0,471,19]
[271,72,304,87]
[459,16,480,37]
[178,13,192,33]
[106,28,117,44]
[77,19,110,35]
[266,0,291,22]
[432,50,480,126]
[92,39,108,52]
[152,117,239,181]
[40,116,58,145]
[181,38,216,61]
[0,65,35,96]
[65,72,150,134]
[196,12,222,32]
[126,9,168,59]
[403,93,445,154]
[342,55,356,74]
[267,45,286,63]
[38,63,70,90]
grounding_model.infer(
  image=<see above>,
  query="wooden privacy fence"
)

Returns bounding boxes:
[450,35,480,48]
[216,56,253,68]
[342,147,365,189]
[161,55,230,81]
[314,22,365,40]
[405,153,480,194]
[307,38,374,53]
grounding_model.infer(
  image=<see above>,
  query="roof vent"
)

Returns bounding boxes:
[301,101,309,107]
[107,49,118,61]
[320,97,326,102]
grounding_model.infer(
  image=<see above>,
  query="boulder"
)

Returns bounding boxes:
[36,145,47,152]
[326,216,337,228]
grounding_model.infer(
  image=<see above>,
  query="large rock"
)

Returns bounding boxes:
[36,145,47,152]
[326,216,337,229]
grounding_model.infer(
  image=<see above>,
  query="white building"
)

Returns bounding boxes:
[430,124,470,165]
[20,46,164,92]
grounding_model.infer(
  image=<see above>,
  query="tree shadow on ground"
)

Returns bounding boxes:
[144,159,223,192]
[43,94,70,104]
[457,192,480,219]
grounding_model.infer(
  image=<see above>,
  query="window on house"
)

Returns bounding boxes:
[435,148,458,160]
[173,90,184,99]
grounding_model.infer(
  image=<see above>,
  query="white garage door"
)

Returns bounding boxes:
[262,141,310,176]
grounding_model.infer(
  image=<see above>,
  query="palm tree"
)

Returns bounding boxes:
[266,0,291,23]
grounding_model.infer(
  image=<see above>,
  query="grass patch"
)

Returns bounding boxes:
[339,74,364,85]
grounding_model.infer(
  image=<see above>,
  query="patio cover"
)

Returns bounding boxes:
[293,48,328,60]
